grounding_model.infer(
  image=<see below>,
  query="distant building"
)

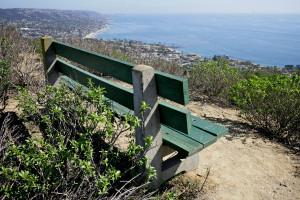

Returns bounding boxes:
[284,65,294,70]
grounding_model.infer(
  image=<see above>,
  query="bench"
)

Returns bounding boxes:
[41,37,228,186]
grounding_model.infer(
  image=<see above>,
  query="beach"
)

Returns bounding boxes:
[84,24,110,39]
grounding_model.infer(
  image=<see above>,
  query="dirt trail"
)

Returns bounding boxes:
[186,102,300,200]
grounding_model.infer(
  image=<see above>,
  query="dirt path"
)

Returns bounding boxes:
[186,102,300,200]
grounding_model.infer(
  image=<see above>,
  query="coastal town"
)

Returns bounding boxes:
[96,38,300,75]
[0,8,299,75]
[0,8,107,38]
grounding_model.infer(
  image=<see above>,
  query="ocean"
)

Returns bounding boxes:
[95,14,300,67]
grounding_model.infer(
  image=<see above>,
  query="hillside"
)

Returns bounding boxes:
[0,8,107,38]
[0,26,299,199]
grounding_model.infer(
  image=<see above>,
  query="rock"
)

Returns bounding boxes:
[279,181,287,187]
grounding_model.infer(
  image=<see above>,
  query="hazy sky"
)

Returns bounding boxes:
[1,0,300,14]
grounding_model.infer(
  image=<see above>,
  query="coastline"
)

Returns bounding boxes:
[84,24,110,39]
[90,14,300,67]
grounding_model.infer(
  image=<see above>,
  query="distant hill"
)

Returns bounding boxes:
[0,8,104,20]
[0,8,107,38]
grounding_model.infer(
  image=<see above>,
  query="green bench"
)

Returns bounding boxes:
[41,37,228,185]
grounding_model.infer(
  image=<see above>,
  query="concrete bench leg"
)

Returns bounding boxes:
[162,146,199,181]
[41,37,60,86]
[132,65,163,187]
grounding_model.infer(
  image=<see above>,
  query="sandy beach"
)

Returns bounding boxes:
[84,24,110,39]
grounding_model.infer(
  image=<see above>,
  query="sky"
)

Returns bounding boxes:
[1,0,300,14]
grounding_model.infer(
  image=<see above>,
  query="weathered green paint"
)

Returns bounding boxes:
[155,71,189,105]
[191,115,228,138]
[106,97,135,116]
[60,76,134,117]
[56,59,134,110]
[54,40,135,84]
[60,75,83,88]
[56,59,191,133]
[158,100,192,134]
[162,122,221,157]
[161,125,203,157]
[189,126,217,148]
[53,40,189,105]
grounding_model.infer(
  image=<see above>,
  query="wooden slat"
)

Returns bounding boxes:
[56,59,191,133]
[155,71,189,105]
[188,126,217,148]
[56,59,134,110]
[161,125,203,157]
[53,40,189,105]
[161,124,218,150]
[54,40,135,84]
[158,100,192,134]
[191,115,228,138]
[60,76,134,118]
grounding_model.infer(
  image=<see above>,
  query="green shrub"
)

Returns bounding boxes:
[0,59,11,111]
[230,74,300,146]
[0,82,155,199]
[240,68,270,80]
[187,58,241,102]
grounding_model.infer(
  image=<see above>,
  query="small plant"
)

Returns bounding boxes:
[230,73,300,147]
[158,170,210,200]
[0,82,155,199]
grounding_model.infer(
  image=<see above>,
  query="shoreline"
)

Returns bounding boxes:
[83,25,293,68]
[84,24,110,39]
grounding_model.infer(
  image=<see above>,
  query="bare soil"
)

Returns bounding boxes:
[186,102,300,200]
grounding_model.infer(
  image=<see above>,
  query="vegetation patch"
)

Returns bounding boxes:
[0,83,156,199]
[187,57,241,103]
[230,73,300,148]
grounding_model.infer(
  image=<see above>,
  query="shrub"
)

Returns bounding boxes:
[0,82,155,199]
[187,58,241,102]
[230,73,300,147]
[0,59,11,111]
[240,68,270,80]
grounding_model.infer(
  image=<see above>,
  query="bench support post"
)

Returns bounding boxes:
[41,37,60,86]
[132,65,163,187]
[162,150,199,181]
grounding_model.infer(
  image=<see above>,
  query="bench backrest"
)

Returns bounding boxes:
[41,37,193,134]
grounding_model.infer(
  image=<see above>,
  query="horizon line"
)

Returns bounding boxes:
[1,7,300,15]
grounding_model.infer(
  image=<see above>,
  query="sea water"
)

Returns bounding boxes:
[96,14,300,67]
